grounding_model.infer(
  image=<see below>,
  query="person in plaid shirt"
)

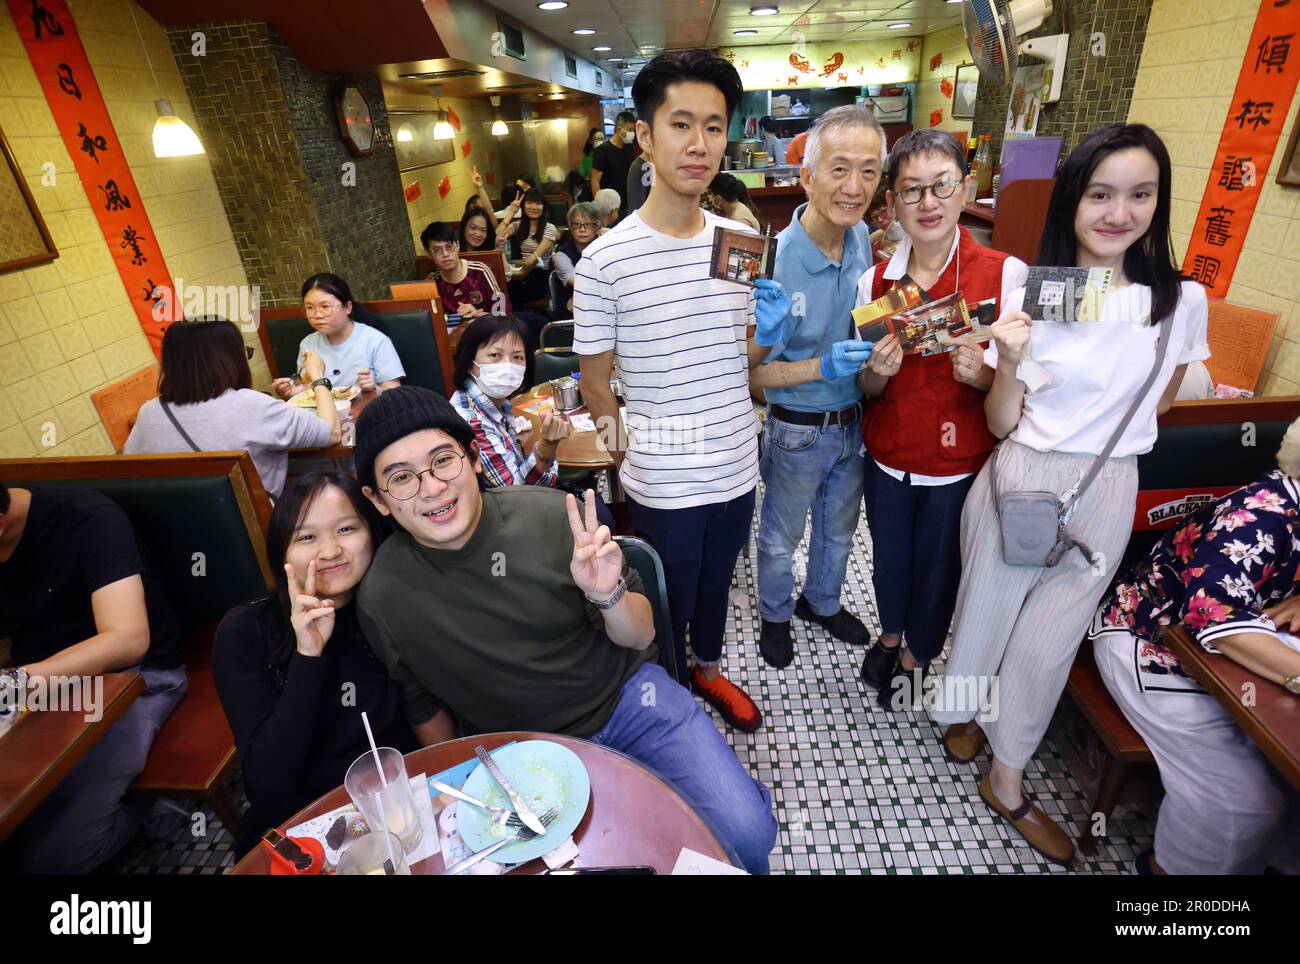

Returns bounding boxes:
[449,316,569,489]
[1089,425,1300,875]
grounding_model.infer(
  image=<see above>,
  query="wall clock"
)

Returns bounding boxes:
[335,83,375,157]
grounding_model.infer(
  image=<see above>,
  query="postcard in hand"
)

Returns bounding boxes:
[710,226,777,287]
[887,292,985,357]
[1021,266,1112,322]
[852,276,929,342]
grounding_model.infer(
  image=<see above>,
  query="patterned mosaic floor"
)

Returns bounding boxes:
[108,480,1158,875]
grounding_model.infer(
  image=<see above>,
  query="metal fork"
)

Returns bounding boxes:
[443,806,561,875]
[429,778,522,828]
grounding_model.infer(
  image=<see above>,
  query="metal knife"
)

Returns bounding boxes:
[474,744,546,835]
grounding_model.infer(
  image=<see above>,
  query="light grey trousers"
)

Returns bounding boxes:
[930,440,1138,770]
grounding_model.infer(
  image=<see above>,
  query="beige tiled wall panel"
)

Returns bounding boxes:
[0,0,261,460]
[915,25,974,141]
[1128,0,1300,397]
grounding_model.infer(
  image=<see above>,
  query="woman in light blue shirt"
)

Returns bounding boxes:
[273,273,405,398]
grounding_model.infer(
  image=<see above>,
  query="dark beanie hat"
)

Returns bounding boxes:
[354,386,475,489]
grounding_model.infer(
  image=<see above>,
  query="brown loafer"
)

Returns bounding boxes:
[943,722,986,763]
[978,774,1074,866]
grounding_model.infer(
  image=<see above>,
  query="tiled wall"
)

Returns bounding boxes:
[972,0,1150,162]
[1128,0,1300,395]
[167,20,326,309]
[0,0,258,460]
[169,21,412,303]
[390,89,505,255]
[269,33,414,296]
[916,24,974,141]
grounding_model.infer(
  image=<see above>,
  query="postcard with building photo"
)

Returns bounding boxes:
[887,292,979,356]
[852,276,929,342]
[1021,266,1113,322]
[709,226,777,287]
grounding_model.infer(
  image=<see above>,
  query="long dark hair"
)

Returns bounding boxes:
[583,128,601,155]
[710,173,762,225]
[452,314,534,392]
[261,473,388,664]
[510,188,548,258]
[459,206,494,251]
[1037,124,1183,326]
[158,316,252,404]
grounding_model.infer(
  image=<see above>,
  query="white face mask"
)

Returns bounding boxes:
[475,361,525,398]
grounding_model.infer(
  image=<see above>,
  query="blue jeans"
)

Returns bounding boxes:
[592,663,777,874]
[757,415,864,621]
[861,458,974,663]
[626,488,755,668]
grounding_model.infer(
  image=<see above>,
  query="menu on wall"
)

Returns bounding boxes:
[1205,299,1278,395]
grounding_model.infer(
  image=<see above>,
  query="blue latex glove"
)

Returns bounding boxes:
[820,339,873,380]
[752,278,791,347]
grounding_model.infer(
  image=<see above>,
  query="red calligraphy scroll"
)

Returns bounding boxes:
[1181,2,1300,297]
[9,0,179,358]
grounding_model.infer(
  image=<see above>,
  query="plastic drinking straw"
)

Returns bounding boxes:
[372,792,399,875]
[361,710,388,789]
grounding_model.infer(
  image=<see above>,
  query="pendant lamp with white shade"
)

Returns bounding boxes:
[130,4,204,158]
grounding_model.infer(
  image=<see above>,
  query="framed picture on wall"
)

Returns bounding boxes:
[952,63,979,121]
[389,110,456,173]
[0,124,58,274]
[1279,120,1300,187]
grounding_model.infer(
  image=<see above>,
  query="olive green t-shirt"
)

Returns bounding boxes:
[357,486,654,738]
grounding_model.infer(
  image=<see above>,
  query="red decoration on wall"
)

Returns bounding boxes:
[789,51,811,73]
[438,176,451,199]
[1180,1,1300,296]
[447,107,461,132]
[940,77,954,98]
[788,75,799,86]
[461,140,472,158]
[404,180,421,203]
[485,172,495,186]
[892,49,902,61]
[907,40,918,52]
[837,72,848,82]
[929,52,943,72]
[8,0,180,359]
[930,109,943,127]
[821,51,843,76]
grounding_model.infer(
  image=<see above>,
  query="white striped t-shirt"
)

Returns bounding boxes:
[574,210,759,509]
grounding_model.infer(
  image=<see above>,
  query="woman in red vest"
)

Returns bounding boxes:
[934,124,1208,866]
[855,130,1027,710]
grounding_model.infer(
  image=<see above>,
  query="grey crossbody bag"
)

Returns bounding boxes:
[990,314,1172,570]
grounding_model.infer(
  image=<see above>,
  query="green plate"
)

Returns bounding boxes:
[457,741,590,865]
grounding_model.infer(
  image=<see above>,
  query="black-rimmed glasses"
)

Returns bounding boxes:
[380,451,467,500]
[895,177,963,205]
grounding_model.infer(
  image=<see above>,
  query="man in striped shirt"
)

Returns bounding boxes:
[575,50,791,732]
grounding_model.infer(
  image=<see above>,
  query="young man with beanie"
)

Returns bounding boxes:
[749,104,884,669]
[574,49,791,732]
[352,386,777,874]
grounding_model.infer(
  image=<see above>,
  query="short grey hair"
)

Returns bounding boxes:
[567,201,599,227]
[593,189,620,217]
[803,104,887,175]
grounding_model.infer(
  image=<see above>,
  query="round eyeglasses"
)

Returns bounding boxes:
[380,451,467,500]
[895,177,963,205]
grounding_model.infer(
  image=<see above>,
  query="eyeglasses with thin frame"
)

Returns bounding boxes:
[304,302,342,318]
[895,177,963,205]
[380,451,467,500]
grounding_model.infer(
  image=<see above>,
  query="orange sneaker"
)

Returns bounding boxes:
[691,668,763,732]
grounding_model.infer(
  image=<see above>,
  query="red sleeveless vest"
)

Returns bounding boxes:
[862,227,1011,476]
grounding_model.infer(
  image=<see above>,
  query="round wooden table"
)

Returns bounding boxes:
[228,732,730,875]
[510,383,617,472]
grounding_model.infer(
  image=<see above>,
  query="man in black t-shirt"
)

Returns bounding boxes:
[590,110,640,215]
[0,482,187,873]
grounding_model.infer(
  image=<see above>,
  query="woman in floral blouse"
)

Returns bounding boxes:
[1090,421,1300,875]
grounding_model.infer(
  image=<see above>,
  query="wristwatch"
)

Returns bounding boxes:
[1284,674,1300,696]
[310,377,333,391]
[585,577,627,611]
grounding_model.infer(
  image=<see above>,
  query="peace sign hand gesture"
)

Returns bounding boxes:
[469,164,483,190]
[566,489,623,601]
[286,560,335,657]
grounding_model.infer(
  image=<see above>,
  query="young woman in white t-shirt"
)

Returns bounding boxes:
[930,124,1210,866]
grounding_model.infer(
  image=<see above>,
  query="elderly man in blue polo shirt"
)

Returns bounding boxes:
[749,105,885,668]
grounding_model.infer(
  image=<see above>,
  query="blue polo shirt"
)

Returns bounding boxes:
[762,203,870,413]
